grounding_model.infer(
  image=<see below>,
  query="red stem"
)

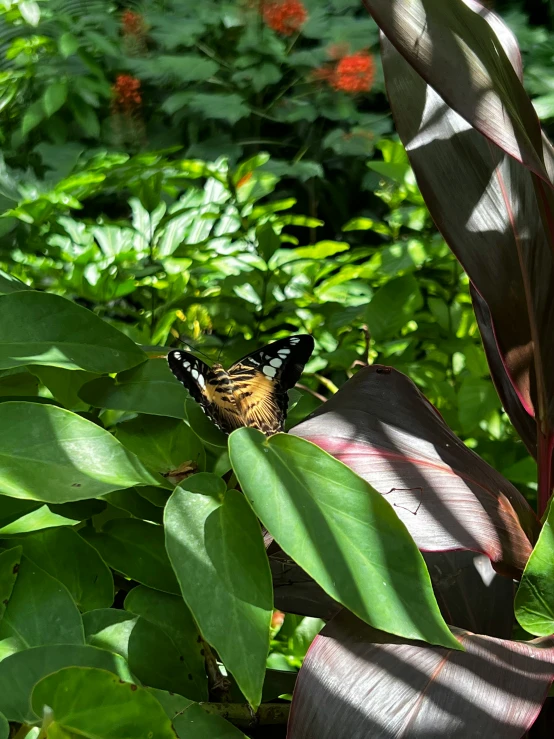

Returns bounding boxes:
[537,429,554,517]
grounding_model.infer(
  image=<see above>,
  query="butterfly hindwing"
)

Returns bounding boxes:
[167,349,243,433]
[167,335,314,436]
[228,335,315,435]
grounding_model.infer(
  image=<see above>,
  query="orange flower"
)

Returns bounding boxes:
[112,74,142,113]
[121,9,146,36]
[332,51,375,94]
[262,0,307,36]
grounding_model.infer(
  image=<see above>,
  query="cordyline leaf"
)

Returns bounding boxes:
[287,609,554,739]
[292,366,539,577]
[363,0,554,510]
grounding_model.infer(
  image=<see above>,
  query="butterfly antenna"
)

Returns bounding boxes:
[217,326,233,363]
[176,336,212,362]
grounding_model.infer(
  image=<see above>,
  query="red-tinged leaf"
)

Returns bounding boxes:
[292,366,539,577]
[367,3,554,510]
[287,609,554,739]
[362,0,547,178]
[470,285,537,460]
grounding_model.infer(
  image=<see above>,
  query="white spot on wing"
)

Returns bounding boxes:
[263,366,277,378]
[278,349,290,357]
[198,374,206,388]
[269,358,282,368]
[191,369,199,380]
[290,337,300,344]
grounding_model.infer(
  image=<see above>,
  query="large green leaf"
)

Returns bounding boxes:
[115,415,205,474]
[5,528,113,611]
[165,473,273,708]
[30,366,100,410]
[0,644,133,723]
[0,292,146,372]
[173,704,248,739]
[31,667,175,739]
[229,429,460,650]
[125,586,207,701]
[81,519,180,595]
[0,402,160,503]
[83,609,202,699]
[0,556,84,656]
[79,359,188,418]
[515,499,554,636]
[0,271,28,295]
[0,497,81,536]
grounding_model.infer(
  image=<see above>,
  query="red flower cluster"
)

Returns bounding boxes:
[262,0,307,36]
[313,48,376,95]
[332,51,375,93]
[121,9,146,37]
[112,74,142,113]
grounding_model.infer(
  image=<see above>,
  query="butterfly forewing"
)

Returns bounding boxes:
[229,335,315,435]
[167,335,314,436]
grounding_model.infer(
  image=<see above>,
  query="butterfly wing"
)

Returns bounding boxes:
[167,349,243,434]
[228,335,314,435]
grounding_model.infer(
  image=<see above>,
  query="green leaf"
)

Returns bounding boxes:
[0,644,132,723]
[58,32,79,57]
[19,0,40,25]
[43,82,68,117]
[102,488,163,524]
[0,271,28,295]
[457,378,500,434]
[0,498,82,536]
[0,546,21,623]
[365,274,423,340]
[165,473,273,708]
[0,292,146,372]
[229,430,460,650]
[125,586,207,701]
[31,667,175,739]
[79,359,187,418]
[0,712,7,739]
[81,519,180,595]
[5,528,113,611]
[147,688,193,720]
[83,609,202,699]
[30,366,99,410]
[0,369,38,397]
[185,399,227,448]
[173,704,248,739]
[515,499,554,636]
[0,402,160,503]
[115,415,205,474]
[189,94,250,124]
[21,101,44,138]
[256,223,280,263]
[0,556,84,654]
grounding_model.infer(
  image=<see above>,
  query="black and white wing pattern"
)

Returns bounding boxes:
[227,335,315,435]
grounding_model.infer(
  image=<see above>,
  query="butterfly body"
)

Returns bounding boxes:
[167,335,314,436]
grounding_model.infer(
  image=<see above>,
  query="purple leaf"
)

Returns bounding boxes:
[288,609,554,739]
[292,366,539,577]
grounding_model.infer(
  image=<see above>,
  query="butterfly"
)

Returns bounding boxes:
[167,334,314,436]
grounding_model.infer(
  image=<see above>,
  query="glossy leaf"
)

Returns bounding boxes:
[292,366,538,577]
[288,609,554,739]
[0,556,84,654]
[30,366,100,411]
[4,528,113,611]
[102,488,163,524]
[0,402,160,503]
[173,704,248,739]
[368,1,554,511]
[515,499,554,636]
[229,428,459,649]
[0,292,146,372]
[79,359,188,418]
[115,415,205,474]
[165,473,273,707]
[0,644,133,723]
[0,498,82,536]
[31,667,175,739]
[81,519,180,594]
[83,609,202,699]
[124,585,207,701]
